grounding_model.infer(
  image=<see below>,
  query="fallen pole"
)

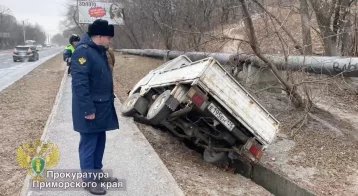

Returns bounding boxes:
[116,49,358,77]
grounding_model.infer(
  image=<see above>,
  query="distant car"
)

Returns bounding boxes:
[13,45,39,62]
[36,45,43,50]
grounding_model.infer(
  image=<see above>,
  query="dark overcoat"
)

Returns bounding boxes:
[71,33,119,133]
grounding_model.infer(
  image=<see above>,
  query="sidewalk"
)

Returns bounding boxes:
[23,75,184,196]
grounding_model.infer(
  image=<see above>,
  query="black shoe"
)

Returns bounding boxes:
[99,176,118,183]
[84,182,107,195]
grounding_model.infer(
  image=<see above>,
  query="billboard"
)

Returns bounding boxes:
[77,0,125,25]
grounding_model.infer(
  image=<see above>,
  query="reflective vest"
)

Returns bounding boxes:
[65,44,75,53]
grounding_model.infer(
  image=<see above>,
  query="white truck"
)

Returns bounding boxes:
[121,55,280,164]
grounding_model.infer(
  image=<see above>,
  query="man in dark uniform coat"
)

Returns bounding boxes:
[71,19,118,195]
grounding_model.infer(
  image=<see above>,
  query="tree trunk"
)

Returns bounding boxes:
[309,0,340,56]
[339,0,351,56]
[299,0,312,55]
[73,9,84,34]
[123,26,141,49]
[164,30,173,50]
[341,19,351,56]
[320,24,339,56]
[332,0,342,43]
[222,7,230,23]
[355,1,358,56]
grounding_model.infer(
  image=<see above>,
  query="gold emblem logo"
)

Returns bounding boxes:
[17,139,60,182]
[78,57,87,65]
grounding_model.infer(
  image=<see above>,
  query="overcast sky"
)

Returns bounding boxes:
[0,0,68,35]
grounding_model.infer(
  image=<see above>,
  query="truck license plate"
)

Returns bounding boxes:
[207,103,235,131]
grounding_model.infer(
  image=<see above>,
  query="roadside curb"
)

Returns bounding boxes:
[40,69,68,142]
[19,73,184,196]
[251,164,315,196]
[232,159,316,196]
[19,65,68,196]
[114,95,185,196]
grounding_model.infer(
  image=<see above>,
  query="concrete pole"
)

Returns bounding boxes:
[23,21,25,45]
[116,49,358,77]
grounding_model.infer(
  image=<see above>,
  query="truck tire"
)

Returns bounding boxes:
[146,90,171,125]
[121,93,148,116]
[203,148,228,165]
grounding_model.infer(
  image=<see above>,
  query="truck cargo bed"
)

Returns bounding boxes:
[198,59,280,147]
[132,56,280,147]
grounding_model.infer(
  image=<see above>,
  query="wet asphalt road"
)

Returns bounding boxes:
[0,47,63,92]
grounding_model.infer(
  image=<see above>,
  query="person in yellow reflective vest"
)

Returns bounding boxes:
[63,34,80,75]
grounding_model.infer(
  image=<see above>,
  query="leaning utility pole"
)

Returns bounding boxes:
[116,49,358,77]
[22,19,29,45]
[22,21,25,44]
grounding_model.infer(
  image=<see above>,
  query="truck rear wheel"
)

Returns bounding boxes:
[121,93,148,116]
[203,148,228,165]
[146,90,171,125]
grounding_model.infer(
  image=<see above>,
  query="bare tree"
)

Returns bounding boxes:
[60,1,86,37]
[147,0,176,49]
[51,33,67,45]
[337,0,353,56]
[251,0,304,54]
[239,0,304,107]
[0,5,46,49]
[299,0,312,55]
[309,0,340,56]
